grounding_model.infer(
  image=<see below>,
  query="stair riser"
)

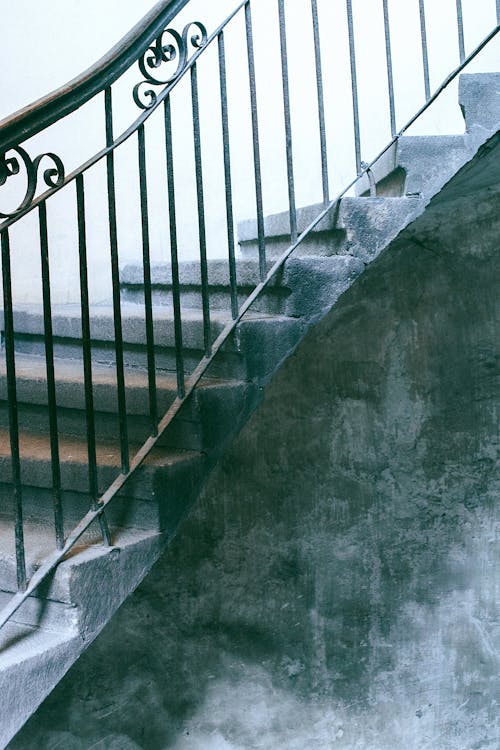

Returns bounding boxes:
[121,285,289,315]
[239,231,347,259]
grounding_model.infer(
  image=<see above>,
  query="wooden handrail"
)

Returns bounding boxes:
[0,0,189,152]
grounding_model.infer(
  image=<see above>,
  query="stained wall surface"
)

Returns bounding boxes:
[8,177,500,749]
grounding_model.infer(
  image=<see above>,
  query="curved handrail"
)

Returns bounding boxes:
[0,0,189,153]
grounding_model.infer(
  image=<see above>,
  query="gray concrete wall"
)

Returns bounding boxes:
[8,181,500,749]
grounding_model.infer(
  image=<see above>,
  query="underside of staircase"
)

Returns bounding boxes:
[0,37,499,750]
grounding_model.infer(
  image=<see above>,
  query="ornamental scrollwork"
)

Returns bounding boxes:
[0,147,65,219]
[133,21,208,109]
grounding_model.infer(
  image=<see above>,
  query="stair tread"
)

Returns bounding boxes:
[0,520,161,584]
[0,427,201,468]
[0,304,295,356]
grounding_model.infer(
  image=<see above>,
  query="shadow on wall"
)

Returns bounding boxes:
[8,182,500,749]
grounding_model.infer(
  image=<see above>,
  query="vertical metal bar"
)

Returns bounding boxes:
[382,0,397,138]
[278,0,297,243]
[346,0,362,175]
[164,95,185,398]
[76,175,111,547]
[137,124,158,436]
[311,0,329,206]
[418,0,431,101]
[455,0,465,63]
[218,31,239,320]
[245,0,267,281]
[497,0,500,27]
[38,202,64,549]
[1,229,27,592]
[105,87,129,473]
[190,62,212,357]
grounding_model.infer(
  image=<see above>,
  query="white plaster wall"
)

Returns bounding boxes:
[0,0,498,304]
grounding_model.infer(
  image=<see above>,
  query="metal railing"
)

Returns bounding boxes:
[0,0,499,631]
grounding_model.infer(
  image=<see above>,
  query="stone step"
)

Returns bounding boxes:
[120,258,289,314]
[355,134,473,198]
[0,429,205,501]
[354,72,500,199]
[0,303,303,381]
[0,354,254,452]
[0,522,171,746]
[459,72,500,142]
[0,623,81,747]
[238,196,422,264]
[0,523,165,626]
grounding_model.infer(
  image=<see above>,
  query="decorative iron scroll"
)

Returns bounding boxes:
[0,147,65,219]
[133,21,208,109]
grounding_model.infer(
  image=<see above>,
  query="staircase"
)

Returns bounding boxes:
[0,0,499,744]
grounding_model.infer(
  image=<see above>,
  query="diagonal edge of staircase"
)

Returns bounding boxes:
[0,71,498,748]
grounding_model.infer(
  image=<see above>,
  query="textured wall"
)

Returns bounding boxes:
[9,180,500,749]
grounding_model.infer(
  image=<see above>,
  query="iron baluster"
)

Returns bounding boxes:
[190,63,212,357]
[217,31,239,320]
[105,87,130,474]
[456,0,466,63]
[38,202,64,549]
[1,228,27,592]
[75,174,111,547]
[245,0,267,282]
[278,0,297,243]
[137,124,159,436]
[164,95,186,398]
[419,0,431,101]
[311,0,329,206]
[346,0,362,175]
[382,0,397,138]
